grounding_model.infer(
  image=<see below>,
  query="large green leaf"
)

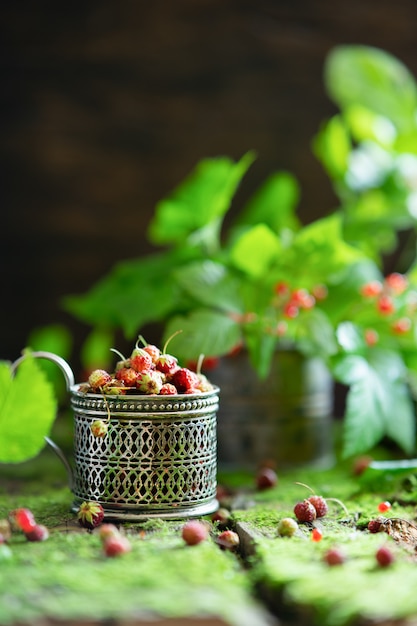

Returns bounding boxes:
[325,45,417,133]
[162,310,242,362]
[148,152,255,248]
[234,170,301,235]
[312,115,351,180]
[63,252,191,337]
[0,356,57,463]
[229,224,281,278]
[173,260,244,313]
[333,349,415,458]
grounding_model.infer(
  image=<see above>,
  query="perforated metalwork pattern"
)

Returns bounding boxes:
[70,386,219,518]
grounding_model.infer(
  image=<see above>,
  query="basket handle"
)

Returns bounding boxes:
[11,350,75,490]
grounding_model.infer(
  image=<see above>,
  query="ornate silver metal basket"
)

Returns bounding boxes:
[70,385,219,520]
[14,352,219,521]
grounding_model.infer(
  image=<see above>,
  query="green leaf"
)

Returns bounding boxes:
[325,45,417,133]
[312,115,351,180]
[235,171,301,234]
[162,310,242,362]
[173,260,244,313]
[0,356,57,463]
[229,224,281,278]
[336,350,415,458]
[63,252,191,337]
[148,152,256,248]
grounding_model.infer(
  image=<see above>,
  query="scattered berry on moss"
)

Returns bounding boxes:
[256,467,278,491]
[277,517,298,537]
[77,501,105,529]
[181,520,209,546]
[376,545,395,567]
[308,495,328,518]
[217,530,240,551]
[294,499,317,523]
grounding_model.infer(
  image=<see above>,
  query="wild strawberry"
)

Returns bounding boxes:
[211,508,231,528]
[143,344,161,363]
[385,272,408,294]
[103,535,131,557]
[377,294,395,315]
[360,281,383,298]
[377,501,391,513]
[217,530,240,551]
[115,367,139,387]
[159,383,178,395]
[181,520,209,546]
[96,523,120,541]
[171,368,199,393]
[294,499,317,523]
[256,467,278,490]
[308,495,328,518]
[311,527,323,542]
[283,303,299,318]
[130,347,154,372]
[391,317,412,334]
[376,545,394,567]
[156,353,178,376]
[368,519,383,533]
[90,419,108,438]
[25,524,49,542]
[312,284,328,301]
[88,369,112,392]
[291,288,315,309]
[136,369,164,394]
[274,281,289,296]
[364,328,379,346]
[77,501,105,529]
[324,547,346,566]
[11,508,36,533]
[277,517,298,537]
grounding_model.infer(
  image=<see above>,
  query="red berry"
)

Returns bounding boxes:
[256,467,278,490]
[156,353,178,375]
[274,281,289,296]
[377,501,391,513]
[171,368,199,393]
[365,328,379,346]
[294,499,317,523]
[352,455,372,476]
[283,303,299,319]
[96,524,120,541]
[217,530,240,551]
[136,369,164,394]
[181,520,209,546]
[25,524,49,542]
[211,508,231,528]
[130,348,154,372]
[391,317,412,334]
[90,419,108,438]
[143,344,161,363]
[368,519,383,533]
[103,535,131,557]
[312,284,328,301]
[77,501,105,529]
[159,383,178,395]
[115,367,139,387]
[376,545,394,567]
[360,281,383,298]
[88,369,112,392]
[12,508,36,533]
[385,272,408,294]
[377,294,395,315]
[324,547,346,566]
[308,495,328,518]
[311,528,323,542]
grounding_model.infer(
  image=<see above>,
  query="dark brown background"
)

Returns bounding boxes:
[2,0,417,364]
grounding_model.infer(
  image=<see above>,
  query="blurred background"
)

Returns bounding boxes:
[2,0,417,368]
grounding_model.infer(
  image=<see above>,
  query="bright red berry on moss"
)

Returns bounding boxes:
[324,547,346,566]
[181,520,209,546]
[217,530,240,551]
[256,467,278,490]
[294,499,317,523]
[25,524,49,542]
[376,545,394,567]
[12,508,36,533]
[377,501,391,513]
[103,535,131,557]
[311,527,323,542]
[308,495,328,518]
[77,501,105,529]
[368,519,383,533]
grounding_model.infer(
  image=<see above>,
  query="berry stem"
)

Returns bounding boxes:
[294,481,315,494]
[110,348,126,361]
[326,497,349,516]
[196,354,205,375]
[162,329,183,354]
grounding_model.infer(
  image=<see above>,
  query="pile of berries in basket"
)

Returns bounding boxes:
[79,335,214,397]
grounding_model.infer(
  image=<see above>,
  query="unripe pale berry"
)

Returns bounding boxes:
[277,517,298,537]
